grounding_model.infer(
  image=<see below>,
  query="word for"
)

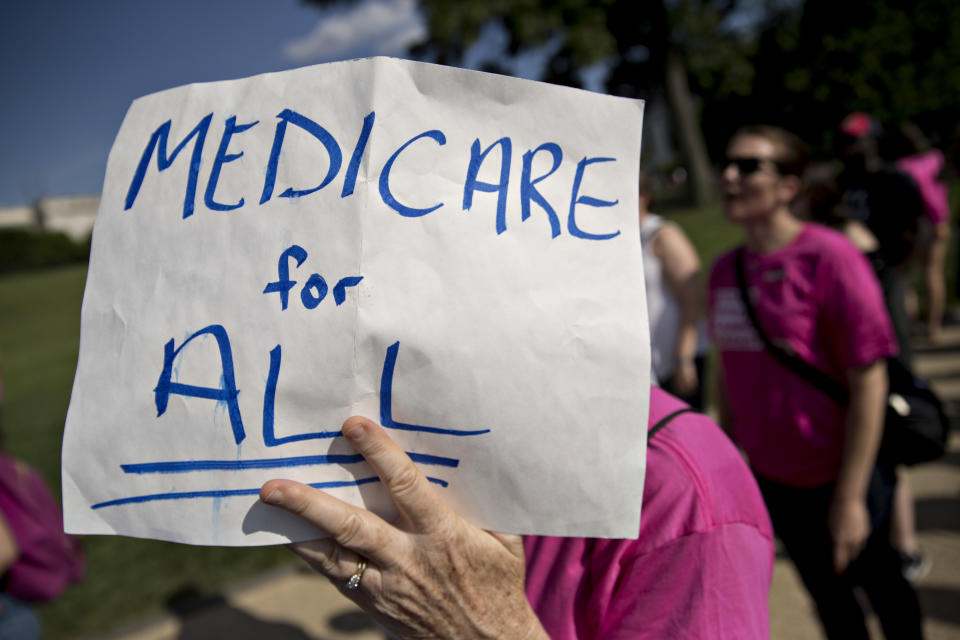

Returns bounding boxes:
[263,244,363,310]
[123,110,622,241]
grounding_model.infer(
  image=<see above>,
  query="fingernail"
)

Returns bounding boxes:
[262,488,284,505]
[342,420,366,441]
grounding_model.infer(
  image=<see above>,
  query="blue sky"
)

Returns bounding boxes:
[0,1,779,207]
[0,0,431,206]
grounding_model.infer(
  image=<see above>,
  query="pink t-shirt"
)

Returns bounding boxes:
[897,150,949,226]
[524,388,774,639]
[708,223,897,486]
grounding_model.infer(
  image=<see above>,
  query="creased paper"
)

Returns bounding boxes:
[62,57,649,546]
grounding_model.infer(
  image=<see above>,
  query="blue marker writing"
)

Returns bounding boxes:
[263,245,363,310]
[263,245,308,311]
[379,130,446,217]
[205,115,259,212]
[260,109,343,204]
[520,142,563,238]
[463,137,512,234]
[379,342,490,436]
[568,157,621,240]
[125,113,213,219]
[154,324,245,445]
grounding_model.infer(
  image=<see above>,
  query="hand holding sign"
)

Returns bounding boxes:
[61,58,648,546]
[260,416,548,639]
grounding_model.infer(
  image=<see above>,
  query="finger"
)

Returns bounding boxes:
[260,478,404,566]
[288,539,384,594]
[341,416,448,532]
[287,537,348,577]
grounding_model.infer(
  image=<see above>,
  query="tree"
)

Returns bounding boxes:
[305,0,759,206]
[410,0,757,205]
[713,0,960,156]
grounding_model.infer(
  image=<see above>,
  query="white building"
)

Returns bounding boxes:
[0,195,99,242]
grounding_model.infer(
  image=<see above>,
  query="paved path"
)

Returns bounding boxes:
[104,327,960,640]
[770,325,960,640]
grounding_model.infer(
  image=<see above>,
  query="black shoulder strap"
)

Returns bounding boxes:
[734,248,849,406]
[648,407,696,440]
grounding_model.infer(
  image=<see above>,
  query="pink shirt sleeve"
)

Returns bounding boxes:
[817,236,897,371]
[897,151,950,225]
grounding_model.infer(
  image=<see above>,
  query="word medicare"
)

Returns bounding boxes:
[123,109,625,241]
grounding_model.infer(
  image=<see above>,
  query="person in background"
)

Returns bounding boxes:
[638,171,709,410]
[0,511,41,640]
[804,118,933,583]
[796,162,878,254]
[800,159,932,582]
[709,124,923,639]
[891,122,952,341]
[0,364,41,640]
[259,386,775,639]
[837,112,924,368]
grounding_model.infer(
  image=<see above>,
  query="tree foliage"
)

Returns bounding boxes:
[410,0,754,204]
[710,0,960,156]
[305,0,750,204]
[410,0,960,160]
[304,0,959,179]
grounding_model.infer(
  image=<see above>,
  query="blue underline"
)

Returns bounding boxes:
[90,475,449,510]
[384,422,490,436]
[120,452,459,474]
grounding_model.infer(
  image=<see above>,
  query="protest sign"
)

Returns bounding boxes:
[62,57,648,546]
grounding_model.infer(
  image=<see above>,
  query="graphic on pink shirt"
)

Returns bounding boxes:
[710,288,763,352]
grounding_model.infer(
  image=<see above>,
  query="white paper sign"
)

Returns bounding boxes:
[62,57,649,546]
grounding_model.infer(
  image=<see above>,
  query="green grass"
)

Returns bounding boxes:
[660,201,741,268]
[0,265,290,639]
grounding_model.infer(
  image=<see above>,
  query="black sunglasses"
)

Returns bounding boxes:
[723,156,784,175]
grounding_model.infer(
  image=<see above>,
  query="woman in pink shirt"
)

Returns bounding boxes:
[894,123,952,340]
[256,387,774,639]
[708,125,923,639]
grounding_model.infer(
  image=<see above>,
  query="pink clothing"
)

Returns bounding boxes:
[524,388,774,639]
[708,223,897,487]
[897,150,950,226]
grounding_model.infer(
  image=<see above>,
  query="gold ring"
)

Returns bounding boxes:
[346,559,367,590]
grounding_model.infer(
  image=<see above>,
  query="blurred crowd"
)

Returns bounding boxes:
[640,114,954,639]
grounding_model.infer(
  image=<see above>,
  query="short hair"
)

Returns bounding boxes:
[731,125,808,177]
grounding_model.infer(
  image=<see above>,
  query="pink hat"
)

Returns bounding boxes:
[840,112,880,138]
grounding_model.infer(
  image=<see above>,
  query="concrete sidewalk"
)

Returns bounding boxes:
[771,325,960,640]
[103,327,960,640]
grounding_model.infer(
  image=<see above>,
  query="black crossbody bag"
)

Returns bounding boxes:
[734,248,948,466]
